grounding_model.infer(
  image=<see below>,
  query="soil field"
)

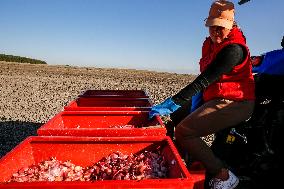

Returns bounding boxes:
[0,61,197,157]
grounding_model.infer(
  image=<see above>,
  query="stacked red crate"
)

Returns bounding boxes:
[37,110,167,137]
[0,90,205,188]
[39,89,167,137]
[0,136,204,189]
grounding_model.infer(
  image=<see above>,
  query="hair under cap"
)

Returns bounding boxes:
[205,0,235,29]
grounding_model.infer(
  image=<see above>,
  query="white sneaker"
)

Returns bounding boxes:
[209,170,239,189]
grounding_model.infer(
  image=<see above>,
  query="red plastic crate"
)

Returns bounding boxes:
[79,90,149,98]
[37,111,167,137]
[64,97,152,111]
[0,136,203,189]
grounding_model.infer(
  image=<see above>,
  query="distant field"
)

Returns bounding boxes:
[0,61,196,122]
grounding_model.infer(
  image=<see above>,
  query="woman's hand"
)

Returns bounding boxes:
[148,98,181,119]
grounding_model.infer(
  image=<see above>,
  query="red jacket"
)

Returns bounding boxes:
[199,27,255,102]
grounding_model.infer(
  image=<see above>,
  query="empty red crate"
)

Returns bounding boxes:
[0,136,203,188]
[64,97,152,111]
[79,90,149,98]
[37,111,167,137]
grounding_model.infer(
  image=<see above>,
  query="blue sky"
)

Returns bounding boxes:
[1,0,283,74]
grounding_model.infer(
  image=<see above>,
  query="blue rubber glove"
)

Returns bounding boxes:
[149,97,181,119]
[190,92,203,113]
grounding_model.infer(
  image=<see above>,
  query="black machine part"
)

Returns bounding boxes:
[238,0,251,5]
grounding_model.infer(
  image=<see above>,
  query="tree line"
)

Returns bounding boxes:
[0,54,47,64]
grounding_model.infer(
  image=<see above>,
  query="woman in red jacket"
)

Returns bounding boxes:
[149,1,255,189]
